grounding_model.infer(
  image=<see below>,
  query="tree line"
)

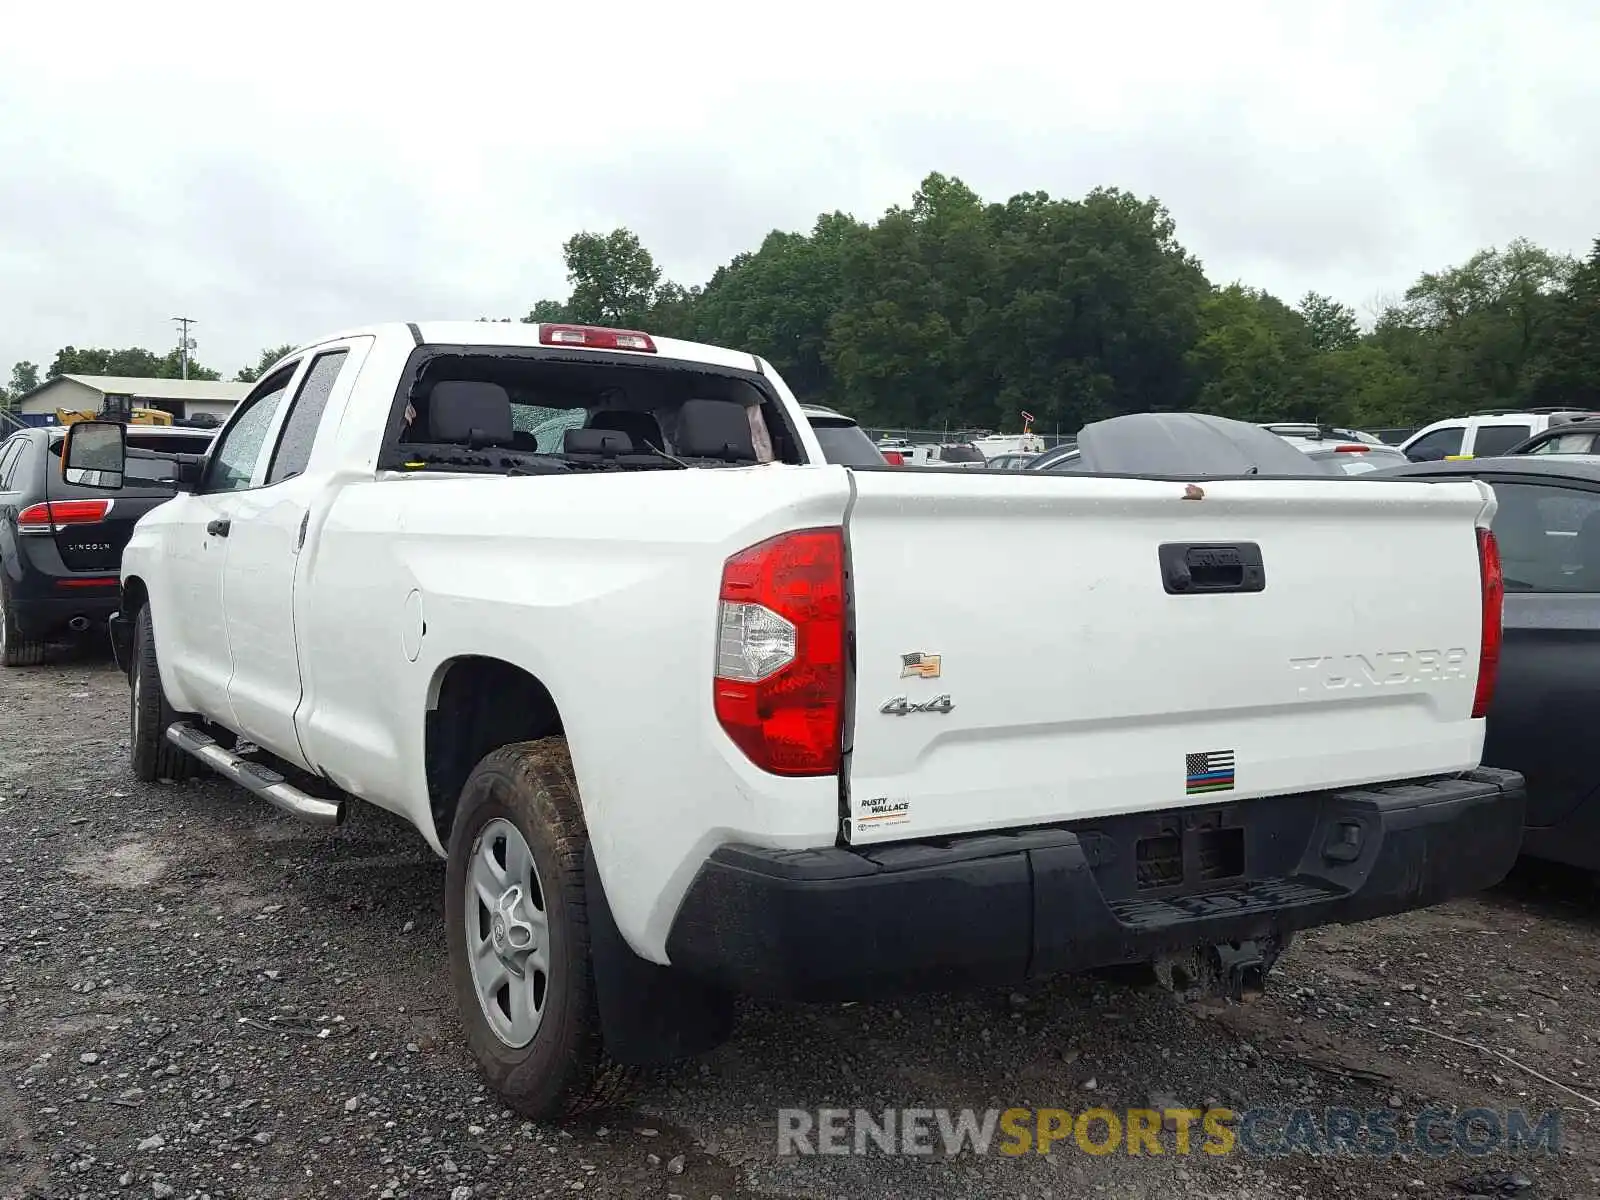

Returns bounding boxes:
[516,174,1600,433]
[5,172,1597,434]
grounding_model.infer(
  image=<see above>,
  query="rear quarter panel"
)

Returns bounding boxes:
[294,464,854,962]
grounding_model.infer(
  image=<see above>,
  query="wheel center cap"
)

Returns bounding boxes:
[490,885,536,967]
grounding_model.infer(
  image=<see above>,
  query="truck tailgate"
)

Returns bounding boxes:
[842,470,1495,844]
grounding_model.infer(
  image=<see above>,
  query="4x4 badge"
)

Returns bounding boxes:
[881,695,954,716]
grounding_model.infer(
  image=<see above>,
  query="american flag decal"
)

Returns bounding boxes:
[900,652,942,679]
[1185,750,1235,795]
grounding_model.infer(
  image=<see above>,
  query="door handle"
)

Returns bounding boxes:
[206,518,231,538]
[1159,542,1266,594]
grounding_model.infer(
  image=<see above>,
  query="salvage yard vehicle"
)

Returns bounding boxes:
[1380,453,1600,872]
[0,423,213,665]
[797,404,887,466]
[1504,418,1600,457]
[1399,408,1600,462]
[62,321,1525,1120]
[1298,442,1409,476]
[1031,417,1410,478]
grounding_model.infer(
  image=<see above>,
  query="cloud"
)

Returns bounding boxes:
[0,0,1595,375]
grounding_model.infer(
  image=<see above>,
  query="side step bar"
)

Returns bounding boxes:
[166,722,344,826]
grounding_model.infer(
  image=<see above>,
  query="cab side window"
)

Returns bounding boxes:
[1529,432,1599,455]
[1405,427,1464,462]
[267,350,347,484]
[1470,423,1534,457]
[203,368,297,493]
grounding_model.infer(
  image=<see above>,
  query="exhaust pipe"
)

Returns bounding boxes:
[165,721,344,826]
[67,616,91,632]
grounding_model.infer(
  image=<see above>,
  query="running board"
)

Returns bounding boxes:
[165,722,344,826]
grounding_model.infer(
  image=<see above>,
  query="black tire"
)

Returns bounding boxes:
[444,738,635,1120]
[129,605,195,782]
[0,574,47,667]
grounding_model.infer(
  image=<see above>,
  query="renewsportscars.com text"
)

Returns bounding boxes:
[777,1106,1561,1158]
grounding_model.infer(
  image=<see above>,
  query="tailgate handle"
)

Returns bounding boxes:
[206,518,231,538]
[1159,542,1265,595]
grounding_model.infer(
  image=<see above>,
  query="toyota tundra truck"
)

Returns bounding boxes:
[58,320,1524,1119]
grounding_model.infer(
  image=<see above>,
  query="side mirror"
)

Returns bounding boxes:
[61,420,127,490]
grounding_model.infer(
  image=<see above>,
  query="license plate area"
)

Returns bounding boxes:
[1132,814,1246,893]
[1076,806,1256,902]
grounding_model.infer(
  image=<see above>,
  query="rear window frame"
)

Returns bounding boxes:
[378,344,807,471]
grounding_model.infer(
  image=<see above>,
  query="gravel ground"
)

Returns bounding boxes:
[2,654,1597,1200]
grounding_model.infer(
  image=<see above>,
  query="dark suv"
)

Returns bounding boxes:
[0,424,214,665]
[799,405,888,466]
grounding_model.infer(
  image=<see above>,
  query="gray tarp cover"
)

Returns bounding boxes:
[1073,412,1318,475]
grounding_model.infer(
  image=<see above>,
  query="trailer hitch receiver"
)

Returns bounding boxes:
[1150,939,1270,1002]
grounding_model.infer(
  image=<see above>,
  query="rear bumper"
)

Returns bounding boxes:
[5,536,121,639]
[663,768,1525,1001]
[8,591,120,638]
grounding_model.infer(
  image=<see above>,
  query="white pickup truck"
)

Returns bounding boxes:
[61,321,1525,1119]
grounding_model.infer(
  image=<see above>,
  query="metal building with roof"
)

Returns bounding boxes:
[8,374,250,427]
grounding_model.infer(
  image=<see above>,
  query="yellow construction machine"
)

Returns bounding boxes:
[56,393,173,426]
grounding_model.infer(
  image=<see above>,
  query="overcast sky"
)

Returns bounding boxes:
[2,0,1596,380]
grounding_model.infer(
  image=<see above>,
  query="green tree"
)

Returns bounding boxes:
[827,173,1002,428]
[1187,285,1314,421]
[644,281,702,340]
[521,298,570,324]
[1,361,41,407]
[236,344,299,383]
[964,185,1210,432]
[1298,292,1361,352]
[1531,239,1600,408]
[559,229,663,327]
[48,346,220,382]
[692,213,865,400]
[1390,238,1574,410]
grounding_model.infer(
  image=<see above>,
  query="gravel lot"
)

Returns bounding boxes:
[2,654,1597,1200]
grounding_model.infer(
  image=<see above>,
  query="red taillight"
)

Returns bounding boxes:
[538,324,656,353]
[16,499,113,534]
[1333,445,1368,453]
[56,576,120,589]
[882,450,905,466]
[1473,526,1503,719]
[713,528,846,776]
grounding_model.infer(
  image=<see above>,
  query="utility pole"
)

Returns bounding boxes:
[172,317,197,380]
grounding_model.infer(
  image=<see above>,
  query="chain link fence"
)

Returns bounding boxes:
[864,424,1416,449]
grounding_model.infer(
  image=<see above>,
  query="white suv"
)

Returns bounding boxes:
[1399,409,1600,462]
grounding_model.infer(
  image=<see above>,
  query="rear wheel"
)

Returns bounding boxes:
[444,738,634,1120]
[0,575,47,667]
[130,605,195,782]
